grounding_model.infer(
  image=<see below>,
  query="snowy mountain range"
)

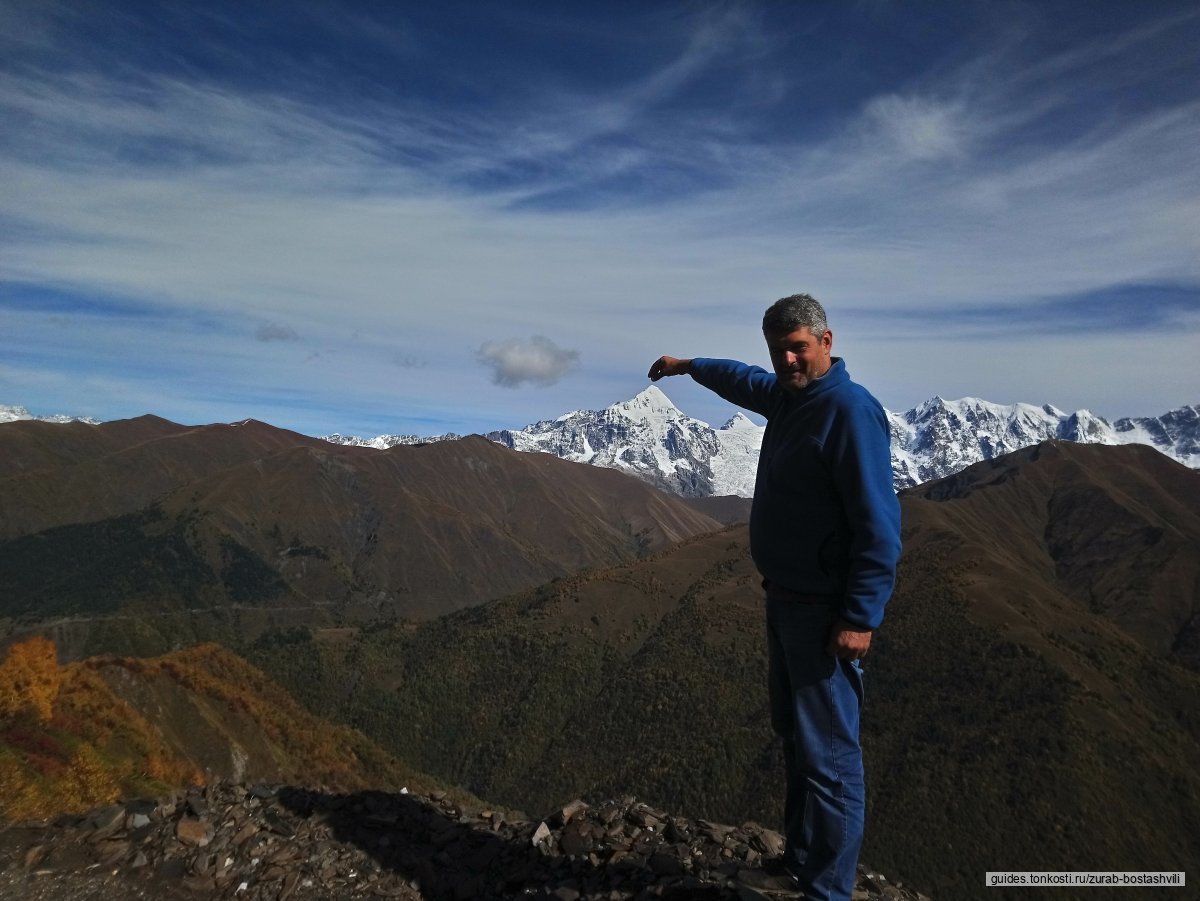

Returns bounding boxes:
[887,396,1198,490]
[0,404,100,426]
[329,388,1200,497]
[323,430,463,449]
[7,393,1196,498]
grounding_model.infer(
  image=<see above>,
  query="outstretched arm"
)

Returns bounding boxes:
[647,356,693,380]
[649,356,777,417]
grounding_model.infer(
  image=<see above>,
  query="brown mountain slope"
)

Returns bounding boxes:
[0,416,326,541]
[152,435,722,620]
[0,415,186,479]
[246,441,1200,900]
[904,439,1200,668]
[681,494,753,525]
[0,430,720,650]
[171,435,717,580]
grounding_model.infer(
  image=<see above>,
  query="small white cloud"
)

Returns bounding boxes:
[477,335,579,388]
[863,94,966,162]
[256,322,300,342]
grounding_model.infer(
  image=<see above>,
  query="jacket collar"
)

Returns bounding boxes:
[788,357,847,403]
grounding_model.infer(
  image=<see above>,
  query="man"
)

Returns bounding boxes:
[647,294,901,901]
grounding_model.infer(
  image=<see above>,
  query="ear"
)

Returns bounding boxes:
[821,329,833,352]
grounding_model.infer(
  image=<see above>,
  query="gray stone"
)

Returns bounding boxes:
[559,799,588,824]
[532,821,553,847]
[86,805,126,841]
[263,809,296,837]
[559,825,593,857]
[21,845,47,869]
[751,828,785,858]
[175,817,212,847]
[95,840,130,866]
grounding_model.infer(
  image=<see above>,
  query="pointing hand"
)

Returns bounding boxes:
[647,356,692,381]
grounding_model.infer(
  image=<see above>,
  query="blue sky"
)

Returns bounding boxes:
[2,1,1197,436]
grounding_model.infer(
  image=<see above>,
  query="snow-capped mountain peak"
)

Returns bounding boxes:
[721,412,759,431]
[612,385,686,422]
[484,389,727,496]
[0,404,99,425]
[1113,404,1200,467]
[0,404,34,424]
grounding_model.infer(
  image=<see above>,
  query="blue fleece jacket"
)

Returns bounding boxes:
[689,357,901,630]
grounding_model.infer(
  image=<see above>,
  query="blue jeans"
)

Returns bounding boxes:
[767,597,865,901]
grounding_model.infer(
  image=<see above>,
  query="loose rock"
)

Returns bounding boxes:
[0,784,931,901]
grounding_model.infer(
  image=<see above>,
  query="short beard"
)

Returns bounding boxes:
[777,372,810,394]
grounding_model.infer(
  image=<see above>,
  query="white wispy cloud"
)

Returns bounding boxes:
[477,336,580,388]
[861,94,968,162]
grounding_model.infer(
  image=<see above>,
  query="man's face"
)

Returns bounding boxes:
[765,326,833,394]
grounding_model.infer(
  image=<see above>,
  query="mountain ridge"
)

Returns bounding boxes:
[10,393,1197,497]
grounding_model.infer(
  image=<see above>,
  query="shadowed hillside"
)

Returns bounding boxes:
[906,439,1200,669]
[244,442,1200,900]
[0,642,923,900]
[0,422,720,650]
[249,526,771,817]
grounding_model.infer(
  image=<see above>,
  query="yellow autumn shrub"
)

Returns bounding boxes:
[0,636,62,724]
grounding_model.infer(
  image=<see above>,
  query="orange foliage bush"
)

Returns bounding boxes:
[0,639,205,822]
[61,742,121,811]
[0,753,46,822]
[0,636,62,724]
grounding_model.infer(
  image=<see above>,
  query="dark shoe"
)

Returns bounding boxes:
[763,856,803,881]
[736,858,803,894]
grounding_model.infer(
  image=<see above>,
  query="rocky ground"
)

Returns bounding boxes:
[0,783,929,900]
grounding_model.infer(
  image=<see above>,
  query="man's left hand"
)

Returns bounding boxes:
[826,618,873,660]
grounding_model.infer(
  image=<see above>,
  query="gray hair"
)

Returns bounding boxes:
[762,293,828,338]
